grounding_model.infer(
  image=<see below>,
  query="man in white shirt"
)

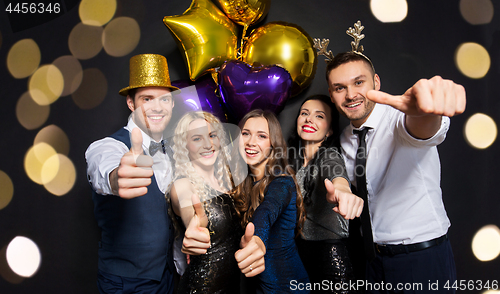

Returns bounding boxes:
[325,48,465,292]
[86,54,180,293]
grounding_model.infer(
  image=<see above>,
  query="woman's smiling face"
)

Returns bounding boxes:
[296,99,333,144]
[240,117,272,173]
[186,118,220,169]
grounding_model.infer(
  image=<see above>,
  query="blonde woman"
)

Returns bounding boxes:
[168,111,243,293]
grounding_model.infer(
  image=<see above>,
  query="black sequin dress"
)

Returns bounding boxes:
[176,187,243,294]
[295,147,357,293]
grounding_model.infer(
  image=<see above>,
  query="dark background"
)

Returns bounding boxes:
[0,0,499,293]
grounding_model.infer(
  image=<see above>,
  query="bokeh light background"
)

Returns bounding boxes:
[0,0,499,293]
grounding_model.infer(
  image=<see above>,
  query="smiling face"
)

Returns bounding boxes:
[328,60,380,128]
[296,99,333,145]
[186,119,220,171]
[239,117,272,178]
[127,86,174,141]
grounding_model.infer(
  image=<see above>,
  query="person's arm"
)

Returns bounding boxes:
[170,178,197,227]
[325,178,363,219]
[321,148,363,219]
[235,177,293,277]
[405,115,442,140]
[367,76,466,139]
[170,180,210,255]
[251,177,294,245]
[86,131,136,196]
[86,137,126,195]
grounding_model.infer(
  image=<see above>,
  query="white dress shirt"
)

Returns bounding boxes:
[341,103,451,245]
[85,116,173,195]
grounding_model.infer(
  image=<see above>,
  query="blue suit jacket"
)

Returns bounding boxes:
[91,128,174,281]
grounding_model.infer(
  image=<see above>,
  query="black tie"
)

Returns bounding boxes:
[354,127,376,262]
[149,140,165,156]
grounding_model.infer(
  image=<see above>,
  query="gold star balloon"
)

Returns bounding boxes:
[163,0,239,81]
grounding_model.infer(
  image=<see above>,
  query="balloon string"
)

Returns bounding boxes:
[239,25,249,60]
[211,72,218,85]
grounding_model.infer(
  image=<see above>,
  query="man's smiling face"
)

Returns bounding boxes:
[328,60,380,128]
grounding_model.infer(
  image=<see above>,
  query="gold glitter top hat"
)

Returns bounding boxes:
[119,54,179,96]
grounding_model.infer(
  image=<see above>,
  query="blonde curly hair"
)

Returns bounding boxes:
[171,111,234,202]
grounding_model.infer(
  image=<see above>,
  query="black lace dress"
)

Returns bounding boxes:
[176,186,243,294]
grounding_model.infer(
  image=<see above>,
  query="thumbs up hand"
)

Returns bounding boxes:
[367,76,466,118]
[234,222,266,277]
[325,178,363,220]
[367,76,466,139]
[110,128,154,198]
[181,194,210,255]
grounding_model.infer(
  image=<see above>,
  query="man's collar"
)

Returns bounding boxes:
[361,103,384,129]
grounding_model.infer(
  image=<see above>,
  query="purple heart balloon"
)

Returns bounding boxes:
[218,60,292,122]
[171,75,227,122]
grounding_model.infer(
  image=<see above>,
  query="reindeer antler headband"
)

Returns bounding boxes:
[314,20,374,71]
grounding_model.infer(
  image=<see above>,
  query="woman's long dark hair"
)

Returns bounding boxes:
[232,109,305,236]
[288,94,341,205]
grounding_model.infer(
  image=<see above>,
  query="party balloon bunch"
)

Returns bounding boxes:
[164,0,317,122]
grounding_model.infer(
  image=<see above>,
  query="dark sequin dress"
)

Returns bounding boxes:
[295,147,357,293]
[176,187,243,294]
[252,176,310,294]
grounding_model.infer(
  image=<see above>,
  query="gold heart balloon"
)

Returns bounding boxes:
[163,0,239,81]
[213,0,270,27]
[241,21,317,96]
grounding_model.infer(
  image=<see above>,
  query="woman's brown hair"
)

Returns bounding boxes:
[232,109,305,236]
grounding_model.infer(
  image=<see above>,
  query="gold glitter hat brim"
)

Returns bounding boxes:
[119,84,179,96]
[119,54,179,96]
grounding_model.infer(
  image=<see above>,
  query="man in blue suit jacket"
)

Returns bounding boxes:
[86,54,179,293]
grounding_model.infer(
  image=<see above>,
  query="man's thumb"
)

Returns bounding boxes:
[130,128,144,156]
[367,89,399,107]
